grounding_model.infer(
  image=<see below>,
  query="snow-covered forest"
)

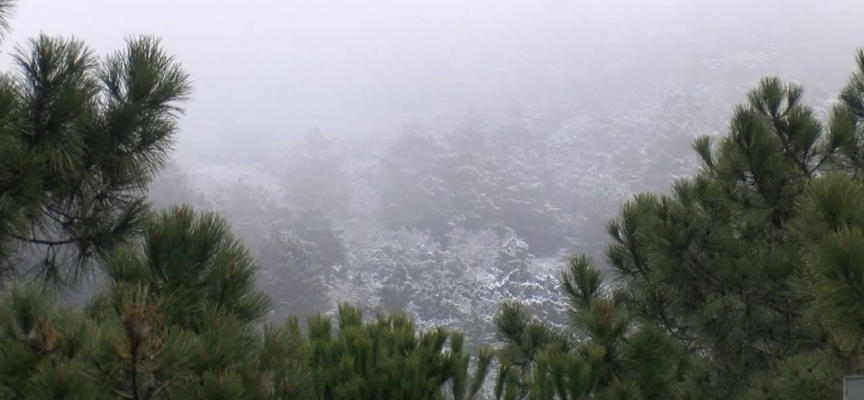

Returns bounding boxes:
[131,0,863,349]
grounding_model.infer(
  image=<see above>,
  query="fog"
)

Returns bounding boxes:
[12,0,864,343]
[11,1,862,151]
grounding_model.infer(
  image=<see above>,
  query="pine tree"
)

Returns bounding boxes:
[89,205,271,324]
[1,205,495,399]
[599,49,864,399]
[0,206,292,400]
[493,256,686,400]
[493,48,864,400]
[0,0,191,285]
[305,303,492,400]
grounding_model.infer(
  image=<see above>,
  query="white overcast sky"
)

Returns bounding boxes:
[3,0,863,160]
[3,1,622,137]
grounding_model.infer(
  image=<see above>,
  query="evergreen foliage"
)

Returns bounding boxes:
[0,206,492,399]
[492,49,864,400]
[0,207,290,399]
[305,303,492,400]
[0,0,190,285]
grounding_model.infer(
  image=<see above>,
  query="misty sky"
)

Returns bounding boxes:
[4,0,863,162]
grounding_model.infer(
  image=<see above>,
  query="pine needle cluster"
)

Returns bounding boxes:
[0,0,190,285]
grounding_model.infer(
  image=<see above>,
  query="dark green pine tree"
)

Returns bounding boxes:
[0,0,191,286]
[0,206,304,400]
[493,48,864,400]
[599,49,864,400]
[304,303,493,400]
[739,50,864,400]
[493,255,687,400]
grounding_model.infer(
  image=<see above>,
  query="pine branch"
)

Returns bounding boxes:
[11,233,79,246]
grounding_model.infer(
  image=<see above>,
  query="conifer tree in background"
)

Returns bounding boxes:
[258,232,331,321]
[492,49,864,400]
[0,0,191,286]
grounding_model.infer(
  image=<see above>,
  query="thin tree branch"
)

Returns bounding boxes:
[11,233,79,246]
